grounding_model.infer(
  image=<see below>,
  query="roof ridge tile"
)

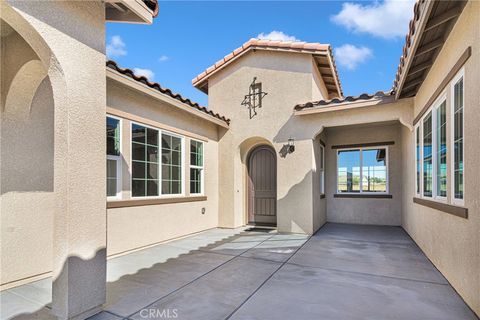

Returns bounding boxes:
[192,38,342,97]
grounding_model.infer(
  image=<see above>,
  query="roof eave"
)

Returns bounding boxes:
[105,0,158,24]
[324,51,343,98]
[395,1,434,99]
[107,68,230,128]
[294,96,397,116]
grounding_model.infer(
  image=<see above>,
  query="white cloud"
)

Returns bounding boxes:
[133,68,155,81]
[334,44,373,70]
[257,30,300,42]
[106,35,127,58]
[158,55,169,62]
[331,0,416,39]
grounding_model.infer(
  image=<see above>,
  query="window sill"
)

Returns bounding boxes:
[334,193,392,199]
[413,197,468,219]
[107,196,207,208]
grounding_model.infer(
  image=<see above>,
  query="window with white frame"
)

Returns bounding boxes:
[423,111,433,197]
[132,123,159,197]
[452,73,464,202]
[319,144,325,194]
[337,147,388,193]
[161,133,183,195]
[415,126,421,196]
[190,140,204,195]
[107,116,121,198]
[414,68,465,204]
[436,100,447,198]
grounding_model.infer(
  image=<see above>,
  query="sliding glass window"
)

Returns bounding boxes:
[132,124,159,197]
[362,149,387,193]
[337,147,387,193]
[337,149,360,193]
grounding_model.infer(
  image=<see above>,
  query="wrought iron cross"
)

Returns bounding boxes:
[241,77,267,119]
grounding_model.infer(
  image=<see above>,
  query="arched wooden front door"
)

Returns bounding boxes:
[247,145,277,226]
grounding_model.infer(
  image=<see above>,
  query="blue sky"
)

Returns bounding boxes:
[106,0,415,106]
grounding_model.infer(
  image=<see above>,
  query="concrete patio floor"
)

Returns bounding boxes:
[1,223,477,320]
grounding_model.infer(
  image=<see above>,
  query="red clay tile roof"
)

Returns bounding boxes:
[143,0,159,17]
[296,0,419,109]
[294,91,394,111]
[297,0,465,109]
[107,60,230,125]
[393,0,466,98]
[192,38,343,97]
[392,0,425,94]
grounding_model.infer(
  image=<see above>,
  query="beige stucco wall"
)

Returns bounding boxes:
[209,50,329,234]
[401,2,480,314]
[325,122,403,225]
[1,1,108,317]
[293,98,413,225]
[106,79,221,256]
[1,27,54,286]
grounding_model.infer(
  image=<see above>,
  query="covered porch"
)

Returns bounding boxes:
[293,91,414,227]
[1,223,476,320]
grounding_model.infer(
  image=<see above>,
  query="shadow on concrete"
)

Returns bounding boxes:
[3,248,107,320]
[4,224,478,320]
[3,227,304,320]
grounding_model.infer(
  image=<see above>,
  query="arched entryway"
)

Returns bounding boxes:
[247,145,277,226]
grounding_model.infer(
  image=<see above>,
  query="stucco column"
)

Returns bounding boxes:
[3,2,108,319]
[276,139,314,234]
[49,8,107,320]
[51,48,107,320]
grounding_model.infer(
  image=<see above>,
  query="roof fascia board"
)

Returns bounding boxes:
[107,68,229,128]
[395,0,435,99]
[106,0,153,24]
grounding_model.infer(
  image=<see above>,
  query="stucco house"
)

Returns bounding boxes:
[1,0,479,319]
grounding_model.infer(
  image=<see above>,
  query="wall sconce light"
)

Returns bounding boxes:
[288,137,295,153]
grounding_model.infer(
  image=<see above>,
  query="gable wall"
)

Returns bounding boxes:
[209,50,328,234]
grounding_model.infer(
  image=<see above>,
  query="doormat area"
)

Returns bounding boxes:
[245,227,276,233]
